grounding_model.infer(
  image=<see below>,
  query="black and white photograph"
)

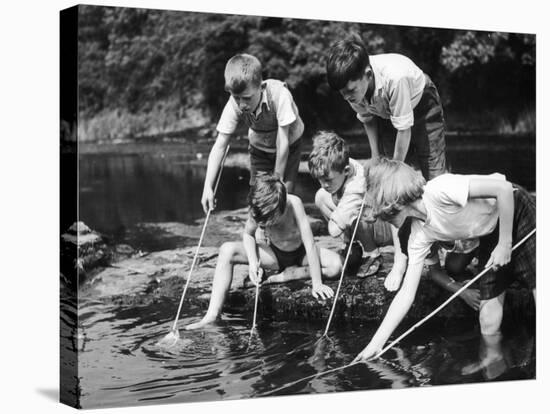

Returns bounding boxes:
[57,2,539,410]
[6,1,548,413]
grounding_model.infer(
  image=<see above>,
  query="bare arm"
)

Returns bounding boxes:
[428,263,480,310]
[393,128,412,161]
[243,215,261,284]
[289,195,333,299]
[201,132,231,213]
[274,125,290,180]
[468,178,514,267]
[363,119,380,159]
[356,261,424,360]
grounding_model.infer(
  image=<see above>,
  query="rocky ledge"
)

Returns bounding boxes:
[61,207,535,326]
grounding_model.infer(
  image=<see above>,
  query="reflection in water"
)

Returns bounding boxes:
[72,139,536,407]
[78,152,318,251]
[72,292,535,408]
[78,136,535,252]
[461,330,535,381]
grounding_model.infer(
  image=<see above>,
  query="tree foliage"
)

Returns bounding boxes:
[76,5,535,138]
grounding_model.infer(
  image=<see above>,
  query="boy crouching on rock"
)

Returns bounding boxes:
[308,131,403,279]
[186,173,343,329]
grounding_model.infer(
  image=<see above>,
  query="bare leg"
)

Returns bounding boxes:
[265,247,343,284]
[479,292,506,335]
[185,241,249,329]
[316,188,379,257]
[427,262,480,310]
[265,266,309,284]
[462,332,506,379]
[316,189,348,240]
[315,188,336,220]
[185,242,278,329]
[317,247,344,279]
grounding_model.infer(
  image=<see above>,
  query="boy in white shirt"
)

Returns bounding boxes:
[201,53,304,214]
[355,158,536,361]
[327,33,449,290]
[326,33,446,180]
[308,131,396,278]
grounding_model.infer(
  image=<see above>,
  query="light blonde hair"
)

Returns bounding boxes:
[363,158,426,219]
[308,131,350,179]
[224,54,263,94]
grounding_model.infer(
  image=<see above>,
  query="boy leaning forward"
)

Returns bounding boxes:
[326,33,446,180]
[327,33,450,289]
[201,54,304,213]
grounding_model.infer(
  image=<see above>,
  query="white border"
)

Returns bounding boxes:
[1,1,545,413]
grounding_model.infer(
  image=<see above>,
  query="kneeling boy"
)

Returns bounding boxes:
[308,131,404,279]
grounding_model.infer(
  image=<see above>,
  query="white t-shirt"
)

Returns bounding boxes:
[350,53,426,131]
[216,79,303,152]
[407,173,505,265]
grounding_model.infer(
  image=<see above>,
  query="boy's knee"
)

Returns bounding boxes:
[324,260,342,279]
[327,220,343,238]
[315,188,331,209]
[219,242,238,262]
[479,299,504,335]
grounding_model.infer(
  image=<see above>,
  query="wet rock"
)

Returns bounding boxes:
[75,213,535,325]
[83,246,220,298]
[61,221,110,284]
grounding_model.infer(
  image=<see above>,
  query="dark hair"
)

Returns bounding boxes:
[326,33,370,91]
[224,54,263,94]
[308,131,350,179]
[248,172,287,226]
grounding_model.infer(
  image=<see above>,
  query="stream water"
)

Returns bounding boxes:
[66,135,536,408]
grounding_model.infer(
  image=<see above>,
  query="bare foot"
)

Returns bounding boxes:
[185,315,217,330]
[265,266,309,284]
[384,252,408,291]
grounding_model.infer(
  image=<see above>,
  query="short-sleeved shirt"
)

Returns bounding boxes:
[330,158,367,232]
[216,79,304,153]
[349,54,426,131]
[407,173,506,265]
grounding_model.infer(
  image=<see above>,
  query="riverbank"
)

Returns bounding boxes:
[67,105,535,144]
[75,131,535,156]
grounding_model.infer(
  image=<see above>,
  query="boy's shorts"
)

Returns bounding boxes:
[339,241,364,276]
[248,138,303,186]
[269,242,306,272]
[377,74,447,181]
[477,185,536,300]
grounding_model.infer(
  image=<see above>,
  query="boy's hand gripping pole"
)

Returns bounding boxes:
[159,146,230,347]
[322,193,369,337]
